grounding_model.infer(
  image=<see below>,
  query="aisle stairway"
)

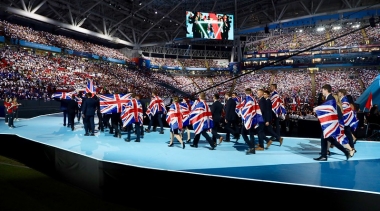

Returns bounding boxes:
[326,32,333,47]
[191,77,202,92]
[361,29,369,44]
[310,70,316,101]
[269,71,275,85]
[229,79,237,93]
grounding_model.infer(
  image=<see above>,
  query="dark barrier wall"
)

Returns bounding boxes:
[297,119,322,138]
[0,100,61,118]
[1,134,380,210]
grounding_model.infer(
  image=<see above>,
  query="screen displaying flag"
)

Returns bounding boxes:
[190,100,213,134]
[99,93,132,113]
[121,99,143,127]
[52,91,76,99]
[314,99,347,144]
[271,90,286,118]
[341,96,358,130]
[241,95,263,130]
[146,96,167,116]
[166,102,190,130]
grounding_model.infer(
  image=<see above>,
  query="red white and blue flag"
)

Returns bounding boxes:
[271,90,286,118]
[146,96,167,116]
[341,96,358,130]
[236,98,245,116]
[166,102,190,130]
[121,98,143,127]
[98,93,132,113]
[314,99,348,144]
[240,95,264,130]
[75,96,82,108]
[85,80,96,96]
[52,91,76,100]
[190,99,213,134]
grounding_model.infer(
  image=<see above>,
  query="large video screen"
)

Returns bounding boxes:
[186,11,234,40]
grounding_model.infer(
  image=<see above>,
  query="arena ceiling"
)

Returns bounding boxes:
[1,0,380,48]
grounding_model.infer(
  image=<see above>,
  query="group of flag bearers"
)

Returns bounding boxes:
[52,80,359,159]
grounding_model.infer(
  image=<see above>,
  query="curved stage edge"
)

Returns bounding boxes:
[0,135,379,210]
[1,113,380,210]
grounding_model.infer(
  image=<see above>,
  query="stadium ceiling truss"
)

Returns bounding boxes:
[0,0,379,55]
[140,45,231,58]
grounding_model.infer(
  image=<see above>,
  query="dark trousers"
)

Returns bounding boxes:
[128,123,141,140]
[241,126,255,148]
[77,110,81,122]
[265,125,280,142]
[68,112,75,129]
[84,115,95,134]
[193,130,214,147]
[256,123,265,148]
[272,114,281,140]
[104,114,112,129]
[148,113,163,131]
[62,110,68,125]
[14,109,18,119]
[111,113,121,135]
[97,112,104,131]
[5,112,8,123]
[344,126,355,148]
[321,134,347,157]
[211,121,222,143]
[225,120,238,141]
[7,112,14,127]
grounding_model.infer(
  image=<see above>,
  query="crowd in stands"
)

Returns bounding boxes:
[245,23,380,52]
[0,20,129,61]
[0,19,378,108]
[315,68,363,99]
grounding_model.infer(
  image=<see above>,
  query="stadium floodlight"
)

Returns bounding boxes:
[333,26,341,30]
[352,24,360,28]
[316,27,325,31]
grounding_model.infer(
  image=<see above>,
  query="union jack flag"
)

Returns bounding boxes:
[314,99,346,143]
[98,93,132,113]
[236,98,245,116]
[241,95,264,130]
[271,90,286,118]
[85,80,96,96]
[166,102,190,130]
[75,96,82,108]
[341,96,358,130]
[121,98,143,127]
[146,96,167,116]
[190,99,213,134]
[234,96,243,115]
[52,91,76,99]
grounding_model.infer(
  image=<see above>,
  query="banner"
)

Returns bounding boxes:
[19,40,61,52]
[0,36,4,43]
[139,58,151,69]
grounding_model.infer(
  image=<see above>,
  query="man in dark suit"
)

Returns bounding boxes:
[136,94,145,139]
[270,84,284,146]
[94,94,104,132]
[81,92,97,136]
[257,89,268,151]
[211,94,223,144]
[263,90,283,149]
[224,92,239,142]
[66,94,78,131]
[314,84,350,161]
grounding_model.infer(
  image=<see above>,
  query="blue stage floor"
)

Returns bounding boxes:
[1,113,380,195]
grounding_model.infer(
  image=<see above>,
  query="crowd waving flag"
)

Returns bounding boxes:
[341,96,358,131]
[99,93,132,114]
[85,80,96,97]
[166,102,190,130]
[314,99,348,145]
[240,95,263,130]
[190,100,213,134]
[271,90,287,119]
[121,98,143,127]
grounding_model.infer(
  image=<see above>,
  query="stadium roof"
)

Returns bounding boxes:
[1,0,380,48]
